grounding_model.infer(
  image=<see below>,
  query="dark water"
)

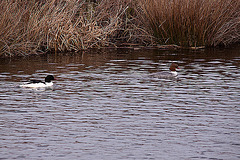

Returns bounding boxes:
[0,47,240,160]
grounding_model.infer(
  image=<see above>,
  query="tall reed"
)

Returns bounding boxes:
[138,0,240,47]
[0,0,143,56]
[0,0,239,56]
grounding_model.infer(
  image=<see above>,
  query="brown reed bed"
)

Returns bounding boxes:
[138,0,240,47]
[0,0,239,57]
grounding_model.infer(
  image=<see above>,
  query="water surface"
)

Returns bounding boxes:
[0,47,240,160]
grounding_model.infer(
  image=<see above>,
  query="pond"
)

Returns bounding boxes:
[0,47,240,160]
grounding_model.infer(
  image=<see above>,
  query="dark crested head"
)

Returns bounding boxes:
[45,75,55,82]
[169,63,179,71]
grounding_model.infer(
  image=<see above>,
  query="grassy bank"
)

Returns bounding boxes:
[0,0,239,57]
[140,0,240,47]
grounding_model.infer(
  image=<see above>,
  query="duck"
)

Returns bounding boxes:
[150,63,179,79]
[19,75,55,88]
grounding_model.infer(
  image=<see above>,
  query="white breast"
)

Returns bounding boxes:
[171,71,178,76]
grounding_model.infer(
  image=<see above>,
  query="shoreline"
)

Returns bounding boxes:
[0,0,239,57]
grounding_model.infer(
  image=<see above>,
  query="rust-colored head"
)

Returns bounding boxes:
[169,63,179,71]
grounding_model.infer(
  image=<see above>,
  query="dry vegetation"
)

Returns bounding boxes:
[0,0,239,56]
[140,0,240,47]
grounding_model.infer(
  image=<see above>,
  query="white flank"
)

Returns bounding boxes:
[20,82,53,88]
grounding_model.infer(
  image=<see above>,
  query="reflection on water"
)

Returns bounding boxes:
[0,47,240,159]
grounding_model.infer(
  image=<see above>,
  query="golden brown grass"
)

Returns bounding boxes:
[0,0,239,56]
[138,0,240,47]
[0,0,144,56]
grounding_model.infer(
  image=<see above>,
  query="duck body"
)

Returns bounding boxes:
[20,75,55,88]
[151,71,177,79]
[150,63,179,79]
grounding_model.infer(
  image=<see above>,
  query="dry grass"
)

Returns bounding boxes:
[138,0,240,47]
[0,0,239,56]
[0,0,145,56]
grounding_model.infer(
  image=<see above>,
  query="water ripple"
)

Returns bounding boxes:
[0,49,240,159]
